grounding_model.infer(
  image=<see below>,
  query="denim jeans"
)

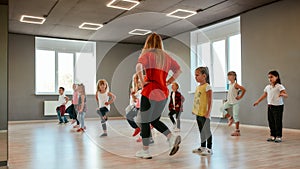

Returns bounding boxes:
[56,109,68,123]
[77,112,86,128]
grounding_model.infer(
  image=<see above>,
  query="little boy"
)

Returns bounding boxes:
[56,87,69,124]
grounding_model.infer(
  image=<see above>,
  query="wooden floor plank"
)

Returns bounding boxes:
[6,118,300,169]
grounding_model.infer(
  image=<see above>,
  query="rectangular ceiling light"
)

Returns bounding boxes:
[166,9,197,19]
[20,15,46,24]
[129,29,152,36]
[107,0,140,10]
[79,22,103,30]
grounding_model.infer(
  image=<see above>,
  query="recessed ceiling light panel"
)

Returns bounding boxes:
[20,15,46,24]
[79,22,103,30]
[107,0,140,10]
[129,29,152,36]
[166,9,197,19]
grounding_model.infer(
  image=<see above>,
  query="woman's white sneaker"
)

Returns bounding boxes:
[201,148,213,156]
[135,149,152,159]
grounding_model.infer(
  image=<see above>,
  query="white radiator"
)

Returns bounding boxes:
[211,99,224,118]
[44,101,72,116]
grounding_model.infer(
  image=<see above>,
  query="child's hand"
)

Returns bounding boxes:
[105,102,109,106]
[204,114,210,118]
[103,115,107,120]
[253,102,259,106]
[175,104,179,107]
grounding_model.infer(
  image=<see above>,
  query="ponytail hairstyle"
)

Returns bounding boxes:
[196,66,210,84]
[227,71,237,82]
[268,70,281,84]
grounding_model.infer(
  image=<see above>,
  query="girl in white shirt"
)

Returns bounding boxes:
[222,71,246,136]
[254,70,288,143]
[96,79,116,137]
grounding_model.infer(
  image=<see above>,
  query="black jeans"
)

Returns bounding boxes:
[138,95,170,146]
[196,116,212,149]
[268,105,284,137]
[65,104,79,125]
[168,110,181,129]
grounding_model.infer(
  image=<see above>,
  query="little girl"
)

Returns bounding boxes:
[77,83,87,132]
[192,67,213,156]
[96,79,116,137]
[222,71,246,136]
[126,73,142,137]
[168,82,184,132]
[254,70,288,143]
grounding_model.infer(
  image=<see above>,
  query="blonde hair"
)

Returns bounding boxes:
[172,82,179,90]
[132,73,139,92]
[96,79,109,93]
[77,83,86,95]
[141,33,166,69]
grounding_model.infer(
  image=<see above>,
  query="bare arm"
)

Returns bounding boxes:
[79,95,85,113]
[136,63,146,87]
[253,92,267,106]
[205,90,212,118]
[166,69,182,86]
[105,92,116,105]
[64,96,69,105]
[235,83,246,100]
[279,90,288,98]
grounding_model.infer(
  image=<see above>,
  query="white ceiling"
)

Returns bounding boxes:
[9,0,280,43]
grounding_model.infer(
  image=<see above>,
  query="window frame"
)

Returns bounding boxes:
[35,37,96,95]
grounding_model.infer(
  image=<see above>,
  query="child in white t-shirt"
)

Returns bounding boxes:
[254,70,288,143]
[56,87,69,124]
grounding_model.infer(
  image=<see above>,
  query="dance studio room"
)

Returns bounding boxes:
[0,0,300,168]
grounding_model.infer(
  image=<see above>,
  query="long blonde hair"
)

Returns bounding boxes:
[96,79,109,93]
[141,33,166,69]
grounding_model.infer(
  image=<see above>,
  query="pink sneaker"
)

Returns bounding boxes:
[73,125,80,128]
[136,137,142,142]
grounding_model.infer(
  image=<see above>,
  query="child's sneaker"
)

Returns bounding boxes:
[168,134,181,156]
[173,128,180,132]
[76,128,84,132]
[136,137,142,142]
[73,125,80,128]
[132,128,141,137]
[266,137,275,142]
[201,148,213,156]
[135,149,152,159]
[192,147,205,154]
[99,133,108,137]
[274,137,282,143]
[231,129,240,136]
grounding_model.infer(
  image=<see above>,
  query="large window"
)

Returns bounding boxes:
[190,17,241,91]
[35,37,96,95]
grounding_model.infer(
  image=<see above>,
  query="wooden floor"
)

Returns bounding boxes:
[6,118,300,169]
